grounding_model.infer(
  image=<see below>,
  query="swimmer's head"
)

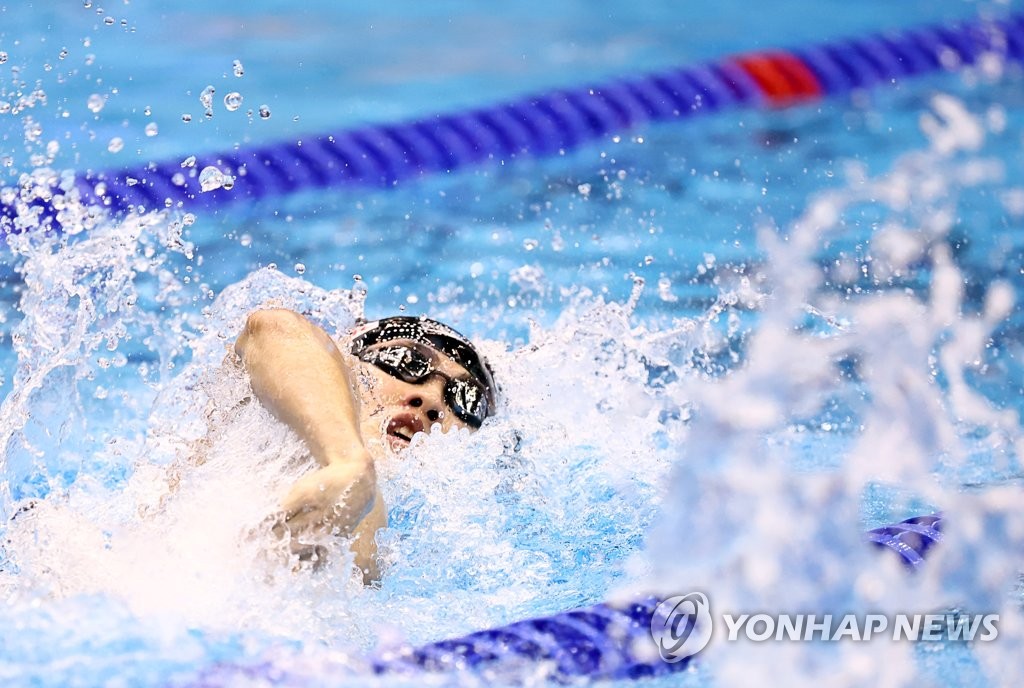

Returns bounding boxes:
[348,316,497,451]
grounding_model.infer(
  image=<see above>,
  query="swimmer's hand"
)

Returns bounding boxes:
[278,456,377,536]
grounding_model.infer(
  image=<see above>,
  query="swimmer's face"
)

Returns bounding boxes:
[347,339,479,454]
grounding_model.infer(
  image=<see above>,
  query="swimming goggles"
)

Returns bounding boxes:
[357,343,490,428]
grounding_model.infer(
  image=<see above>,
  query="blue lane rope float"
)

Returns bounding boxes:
[1,13,1023,229]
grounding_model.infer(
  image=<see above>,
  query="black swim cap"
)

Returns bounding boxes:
[349,316,498,415]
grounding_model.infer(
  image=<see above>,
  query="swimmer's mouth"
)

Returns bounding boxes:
[386,414,424,449]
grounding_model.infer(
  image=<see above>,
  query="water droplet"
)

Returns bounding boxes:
[577,183,592,197]
[221,176,234,190]
[198,166,227,192]
[258,104,271,119]
[199,85,215,110]
[294,263,306,275]
[181,155,196,168]
[232,59,244,77]
[181,113,192,123]
[103,17,115,26]
[83,0,92,8]
[145,122,158,137]
[522,238,539,251]
[0,52,7,64]
[87,93,104,113]
[84,53,95,66]
[107,136,124,153]
[143,105,151,116]
[182,213,196,226]
[125,176,138,186]
[171,172,186,186]
[239,233,252,247]
[58,48,69,60]
[223,92,243,112]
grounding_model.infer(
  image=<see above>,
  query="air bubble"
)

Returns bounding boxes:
[103,17,115,26]
[258,105,271,119]
[223,92,243,112]
[59,48,69,60]
[0,52,7,64]
[107,137,124,153]
[239,233,252,247]
[181,155,196,168]
[198,166,228,192]
[87,93,104,113]
[199,85,215,117]
[143,106,151,116]
[171,172,186,186]
[181,113,192,123]
[182,213,196,226]
[145,122,158,137]
[232,59,244,77]
[294,263,306,275]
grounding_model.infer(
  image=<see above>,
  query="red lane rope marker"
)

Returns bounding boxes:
[732,51,824,106]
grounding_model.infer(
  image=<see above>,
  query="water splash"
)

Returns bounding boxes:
[637,95,1024,686]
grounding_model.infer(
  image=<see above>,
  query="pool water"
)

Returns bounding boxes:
[1,1,1024,686]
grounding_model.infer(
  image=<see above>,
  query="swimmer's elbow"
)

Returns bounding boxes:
[235,309,304,357]
[243,308,303,337]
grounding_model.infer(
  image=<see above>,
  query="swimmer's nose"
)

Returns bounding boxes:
[408,395,443,425]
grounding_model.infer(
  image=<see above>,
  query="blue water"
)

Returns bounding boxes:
[1,1,1024,686]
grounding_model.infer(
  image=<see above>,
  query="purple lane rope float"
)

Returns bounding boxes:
[2,12,1022,229]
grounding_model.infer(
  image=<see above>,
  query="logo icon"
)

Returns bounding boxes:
[650,592,713,662]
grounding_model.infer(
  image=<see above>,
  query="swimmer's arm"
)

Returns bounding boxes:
[234,308,385,580]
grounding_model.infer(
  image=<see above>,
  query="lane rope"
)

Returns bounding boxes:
[1,13,1022,230]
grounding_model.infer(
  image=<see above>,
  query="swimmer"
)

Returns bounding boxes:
[233,309,496,583]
